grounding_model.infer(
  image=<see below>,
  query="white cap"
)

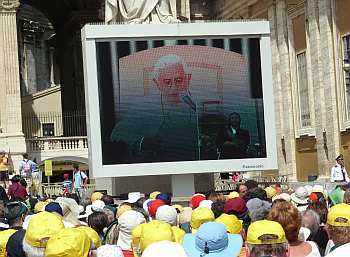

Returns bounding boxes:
[198,200,213,210]
[96,245,124,257]
[141,241,188,257]
[156,205,178,226]
[124,192,141,203]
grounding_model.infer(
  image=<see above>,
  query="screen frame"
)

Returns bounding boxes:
[81,21,277,178]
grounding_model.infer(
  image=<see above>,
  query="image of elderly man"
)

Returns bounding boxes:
[110,54,199,163]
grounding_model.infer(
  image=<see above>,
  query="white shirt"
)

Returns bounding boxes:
[331,164,350,182]
[326,242,350,257]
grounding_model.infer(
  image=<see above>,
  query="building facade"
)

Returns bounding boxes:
[214,0,350,181]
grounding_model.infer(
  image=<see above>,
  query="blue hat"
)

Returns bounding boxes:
[156,193,172,205]
[45,202,63,216]
[183,222,243,257]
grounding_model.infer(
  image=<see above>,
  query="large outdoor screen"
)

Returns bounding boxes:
[82,22,277,177]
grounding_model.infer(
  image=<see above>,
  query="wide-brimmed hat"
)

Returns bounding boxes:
[290,186,309,205]
[124,192,141,204]
[183,222,243,257]
[272,193,291,202]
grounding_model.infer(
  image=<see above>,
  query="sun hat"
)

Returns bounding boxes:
[183,222,243,257]
[224,198,247,215]
[91,200,106,212]
[116,203,132,218]
[76,226,102,248]
[265,186,277,199]
[246,198,271,213]
[141,241,188,257]
[215,214,242,234]
[246,220,287,245]
[327,203,350,227]
[190,207,215,233]
[124,192,141,204]
[190,194,206,209]
[148,199,165,218]
[311,185,328,199]
[45,202,63,216]
[198,200,213,209]
[25,211,65,248]
[156,193,172,205]
[227,191,239,199]
[172,204,184,213]
[91,192,104,203]
[132,220,174,252]
[96,245,124,257]
[290,186,309,205]
[45,228,91,257]
[34,201,48,213]
[272,193,291,202]
[178,207,192,225]
[150,191,161,200]
[156,205,178,226]
[118,210,146,251]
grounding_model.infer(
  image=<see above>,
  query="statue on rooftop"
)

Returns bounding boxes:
[105,0,179,24]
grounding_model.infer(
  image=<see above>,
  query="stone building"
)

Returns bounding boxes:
[214,0,350,181]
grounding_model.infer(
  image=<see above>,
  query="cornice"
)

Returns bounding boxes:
[0,0,20,13]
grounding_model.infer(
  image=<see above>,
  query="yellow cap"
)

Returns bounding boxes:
[150,191,161,200]
[116,203,132,218]
[216,214,242,234]
[45,199,54,203]
[227,191,239,199]
[172,204,184,213]
[34,201,48,214]
[91,192,104,203]
[132,220,174,252]
[76,226,101,248]
[246,220,287,245]
[265,187,277,199]
[0,229,17,257]
[190,207,215,233]
[45,228,91,257]
[327,203,350,227]
[25,211,65,248]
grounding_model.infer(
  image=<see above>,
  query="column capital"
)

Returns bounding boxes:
[0,0,20,13]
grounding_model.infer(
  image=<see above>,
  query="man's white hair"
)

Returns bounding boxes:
[22,239,45,257]
[152,54,189,81]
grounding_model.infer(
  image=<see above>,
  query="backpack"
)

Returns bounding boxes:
[23,160,31,174]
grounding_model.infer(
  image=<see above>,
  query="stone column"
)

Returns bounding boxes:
[0,0,26,173]
[269,1,298,181]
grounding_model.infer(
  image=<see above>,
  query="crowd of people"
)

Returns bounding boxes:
[0,177,350,257]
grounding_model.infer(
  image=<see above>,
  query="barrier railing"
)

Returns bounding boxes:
[41,183,95,197]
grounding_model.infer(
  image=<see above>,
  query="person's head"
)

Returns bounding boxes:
[302,209,320,238]
[344,188,350,204]
[267,201,301,243]
[91,192,104,203]
[207,192,226,203]
[73,163,79,171]
[63,173,70,180]
[88,211,109,236]
[244,187,268,202]
[23,211,65,257]
[155,205,178,226]
[228,112,241,128]
[101,195,114,206]
[246,220,289,257]
[246,198,271,222]
[10,175,21,184]
[190,194,206,209]
[5,201,28,227]
[326,203,350,245]
[182,222,243,257]
[44,202,63,217]
[238,184,248,198]
[96,244,124,257]
[244,180,259,191]
[211,201,225,218]
[135,197,147,209]
[23,153,29,159]
[44,228,93,257]
[224,198,248,218]
[141,241,188,257]
[307,201,328,225]
[336,154,344,166]
[156,193,172,205]
[190,207,215,233]
[152,54,191,103]
[102,207,115,226]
